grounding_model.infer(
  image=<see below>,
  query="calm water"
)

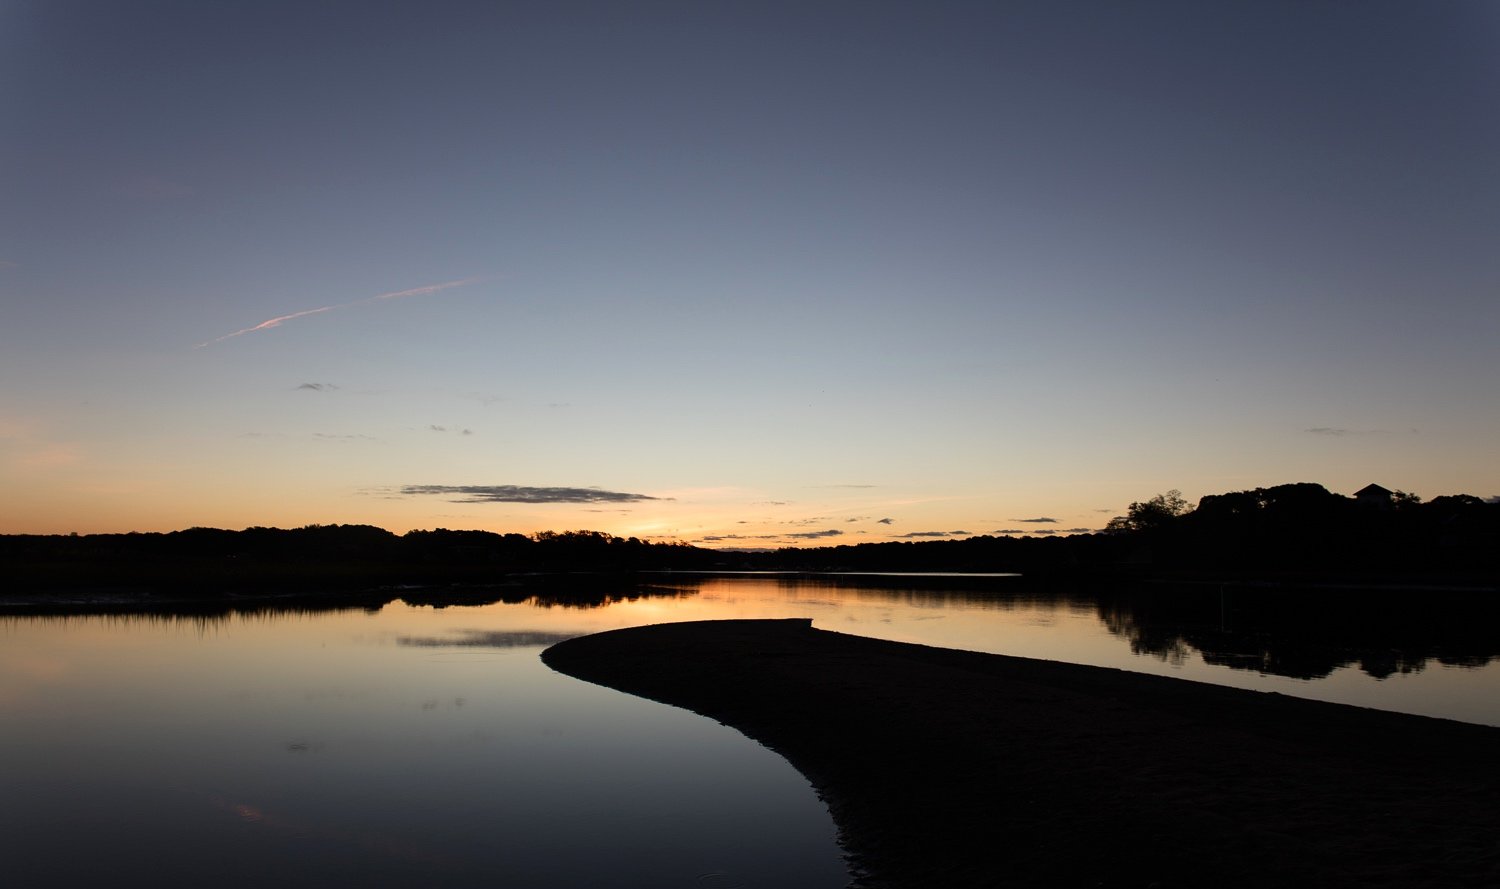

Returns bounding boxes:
[3,575,1497,888]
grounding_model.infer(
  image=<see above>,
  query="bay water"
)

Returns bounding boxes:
[3,574,1495,888]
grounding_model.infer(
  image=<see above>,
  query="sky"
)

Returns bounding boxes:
[3,1,1498,546]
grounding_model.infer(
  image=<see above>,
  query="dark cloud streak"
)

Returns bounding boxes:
[399,485,664,504]
[785,529,844,540]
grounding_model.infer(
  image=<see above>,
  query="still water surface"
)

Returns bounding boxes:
[3,575,1496,888]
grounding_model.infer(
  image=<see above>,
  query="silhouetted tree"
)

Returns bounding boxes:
[1391,489,1422,510]
[1106,489,1190,533]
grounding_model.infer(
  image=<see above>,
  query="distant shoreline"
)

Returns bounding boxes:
[544,619,1500,889]
[6,488,1497,594]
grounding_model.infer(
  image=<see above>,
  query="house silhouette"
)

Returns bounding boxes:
[1354,483,1394,509]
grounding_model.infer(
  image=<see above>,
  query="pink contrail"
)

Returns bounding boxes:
[194,305,339,348]
[372,278,478,301]
[194,277,479,349]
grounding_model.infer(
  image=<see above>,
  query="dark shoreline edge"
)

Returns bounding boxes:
[542,619,1500,889]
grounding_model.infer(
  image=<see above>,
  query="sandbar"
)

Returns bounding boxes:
[543,618,1500,889]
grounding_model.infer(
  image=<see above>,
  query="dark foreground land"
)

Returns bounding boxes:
[543,620,1500,889]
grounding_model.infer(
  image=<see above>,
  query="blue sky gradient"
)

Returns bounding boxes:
[3,1,1497,543]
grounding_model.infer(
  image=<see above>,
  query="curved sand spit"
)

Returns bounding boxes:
[543,618,1500,889]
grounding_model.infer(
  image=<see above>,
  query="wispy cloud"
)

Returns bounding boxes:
[895,530,970,539]
[1306,427,1388,437]
[1011,517,1058,523]
[877,517,894,525]
[195,277,479,349]
[297,382,338,391]
[398,484,664,504]
[697,533,784,546]
[199,305,340,347]
[699,527,860,544]
[371,280,473,301]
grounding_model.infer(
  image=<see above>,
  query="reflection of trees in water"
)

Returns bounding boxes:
[0,579,698,626]
[0,595,393,630]
[767,573,1083,612]
[7,574,1496,683]
[399,579,696,610]
[1097,607,1194,666]
[1094,586,1500,680]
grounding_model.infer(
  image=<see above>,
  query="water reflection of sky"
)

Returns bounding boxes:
[0,595,848,889]
[2,577,1496,887]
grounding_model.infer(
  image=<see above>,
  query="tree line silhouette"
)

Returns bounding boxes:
[1,527,721,597]
[738,483,1499,584]
[1098,482,1498,582]
[2,482,1495,598]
